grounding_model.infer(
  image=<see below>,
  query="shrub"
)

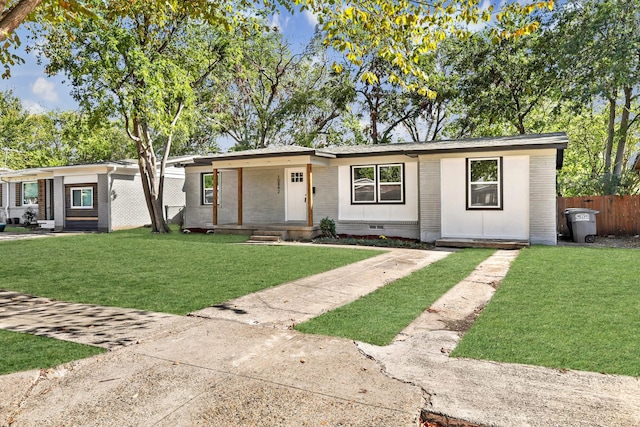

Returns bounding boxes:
[319,217,336,238]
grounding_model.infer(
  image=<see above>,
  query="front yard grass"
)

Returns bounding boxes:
[0,228,381,315]
[0,330,105,375]
[452,246,640,377]
[295,249,495,346]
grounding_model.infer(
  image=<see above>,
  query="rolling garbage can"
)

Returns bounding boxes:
[564,208,599,243]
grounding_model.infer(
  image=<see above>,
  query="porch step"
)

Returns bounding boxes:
[248,230,285,243]
[435,238,530,250]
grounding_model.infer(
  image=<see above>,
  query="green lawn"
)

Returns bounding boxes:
[295,249,495,346]
[0,330,105,375]
[452,246,640,377]
[0,228,381,314]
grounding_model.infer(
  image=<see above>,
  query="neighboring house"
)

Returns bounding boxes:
[180,133,568,245]
[0,160,186,231]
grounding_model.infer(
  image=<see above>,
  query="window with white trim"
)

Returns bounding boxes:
[467,157,502,209]
[351,164,404,204]
[22,181,38,205]
[71,187,93,209]
[202,172,221,205]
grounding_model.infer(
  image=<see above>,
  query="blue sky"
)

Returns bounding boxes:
[0,8,319,114]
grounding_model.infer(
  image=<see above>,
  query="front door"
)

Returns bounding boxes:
[285,168,306,221]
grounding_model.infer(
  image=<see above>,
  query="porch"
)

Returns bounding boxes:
[204,223,322,241]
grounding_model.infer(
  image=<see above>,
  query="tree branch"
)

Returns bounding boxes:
[0,0,43,42]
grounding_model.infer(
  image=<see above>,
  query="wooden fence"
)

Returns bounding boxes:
[557,195,640,236]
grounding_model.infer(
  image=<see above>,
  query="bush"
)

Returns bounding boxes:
[319,217,336,238]
[22,207,37,226]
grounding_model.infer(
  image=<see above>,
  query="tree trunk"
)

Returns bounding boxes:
[132,117,170,233]
[612,86,632,179]
[604,95,616,175]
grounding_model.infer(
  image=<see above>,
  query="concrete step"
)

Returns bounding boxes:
[248,235,281,242]
[253,230,285,237]
[435,238,529,250]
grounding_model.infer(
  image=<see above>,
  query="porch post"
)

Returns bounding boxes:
[237,168,243,226]
[37,179,46,220]
[212,168,218,225]
[306,163,313,226]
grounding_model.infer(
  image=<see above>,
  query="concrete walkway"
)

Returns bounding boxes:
[1,247,639,426]
[192,247,450,328]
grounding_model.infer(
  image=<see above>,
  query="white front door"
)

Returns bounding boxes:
[285,167,307,221]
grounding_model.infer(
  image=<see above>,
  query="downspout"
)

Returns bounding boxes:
[1,177,8,222]
[107,166,118,232]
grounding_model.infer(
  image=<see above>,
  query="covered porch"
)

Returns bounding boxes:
[187,147,333,240]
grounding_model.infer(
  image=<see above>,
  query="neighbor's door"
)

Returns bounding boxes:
[285,167,307,221]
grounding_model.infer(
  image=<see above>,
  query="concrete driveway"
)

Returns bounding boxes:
[1,246,638,426]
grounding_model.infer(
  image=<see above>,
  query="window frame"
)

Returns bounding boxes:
[202,172,221,205]
[70,186,94,209]
[466,157,503,210]
[350,163,405,205]
[22,181,38,206]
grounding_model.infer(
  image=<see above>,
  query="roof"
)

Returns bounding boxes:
[0,156,192,181]
[324,133,568,157]
[187,133,568,165]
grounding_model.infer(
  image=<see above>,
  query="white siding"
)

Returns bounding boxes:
[440,155,530,240]
[337,160,419,222]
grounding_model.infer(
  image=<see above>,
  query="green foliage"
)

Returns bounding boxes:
[319,217,336,238]
[0,330,104,375]
[21,207,37,226]
[453,246,640,377]
[554,0,640,183]
[296,249,494,346]
[553,104,640,196]
[0,91,134,169]
[442,13,559,138]
[204,30,354,149]
[0,227,378,314]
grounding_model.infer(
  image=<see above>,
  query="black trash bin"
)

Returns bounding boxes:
[564,208,599,243]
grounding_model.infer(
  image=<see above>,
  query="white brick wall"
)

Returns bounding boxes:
[419,158,441,242]
[529,153,558,245]
[312,166,338,225]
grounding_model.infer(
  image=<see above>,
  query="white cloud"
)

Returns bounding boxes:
[269,13,291,31]
[22,99,46,115]
[303,10,319,27]
[31,77,58,102]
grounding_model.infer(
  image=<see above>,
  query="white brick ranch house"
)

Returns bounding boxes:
[179,133,568,246]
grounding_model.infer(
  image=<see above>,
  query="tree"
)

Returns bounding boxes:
[0,89,29,167]
[554,104,640,196]
[0,90,133,169]
[41,2,230,232]
[204,31,353,150]
[555,0,640,192]
[442,13,559,138]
